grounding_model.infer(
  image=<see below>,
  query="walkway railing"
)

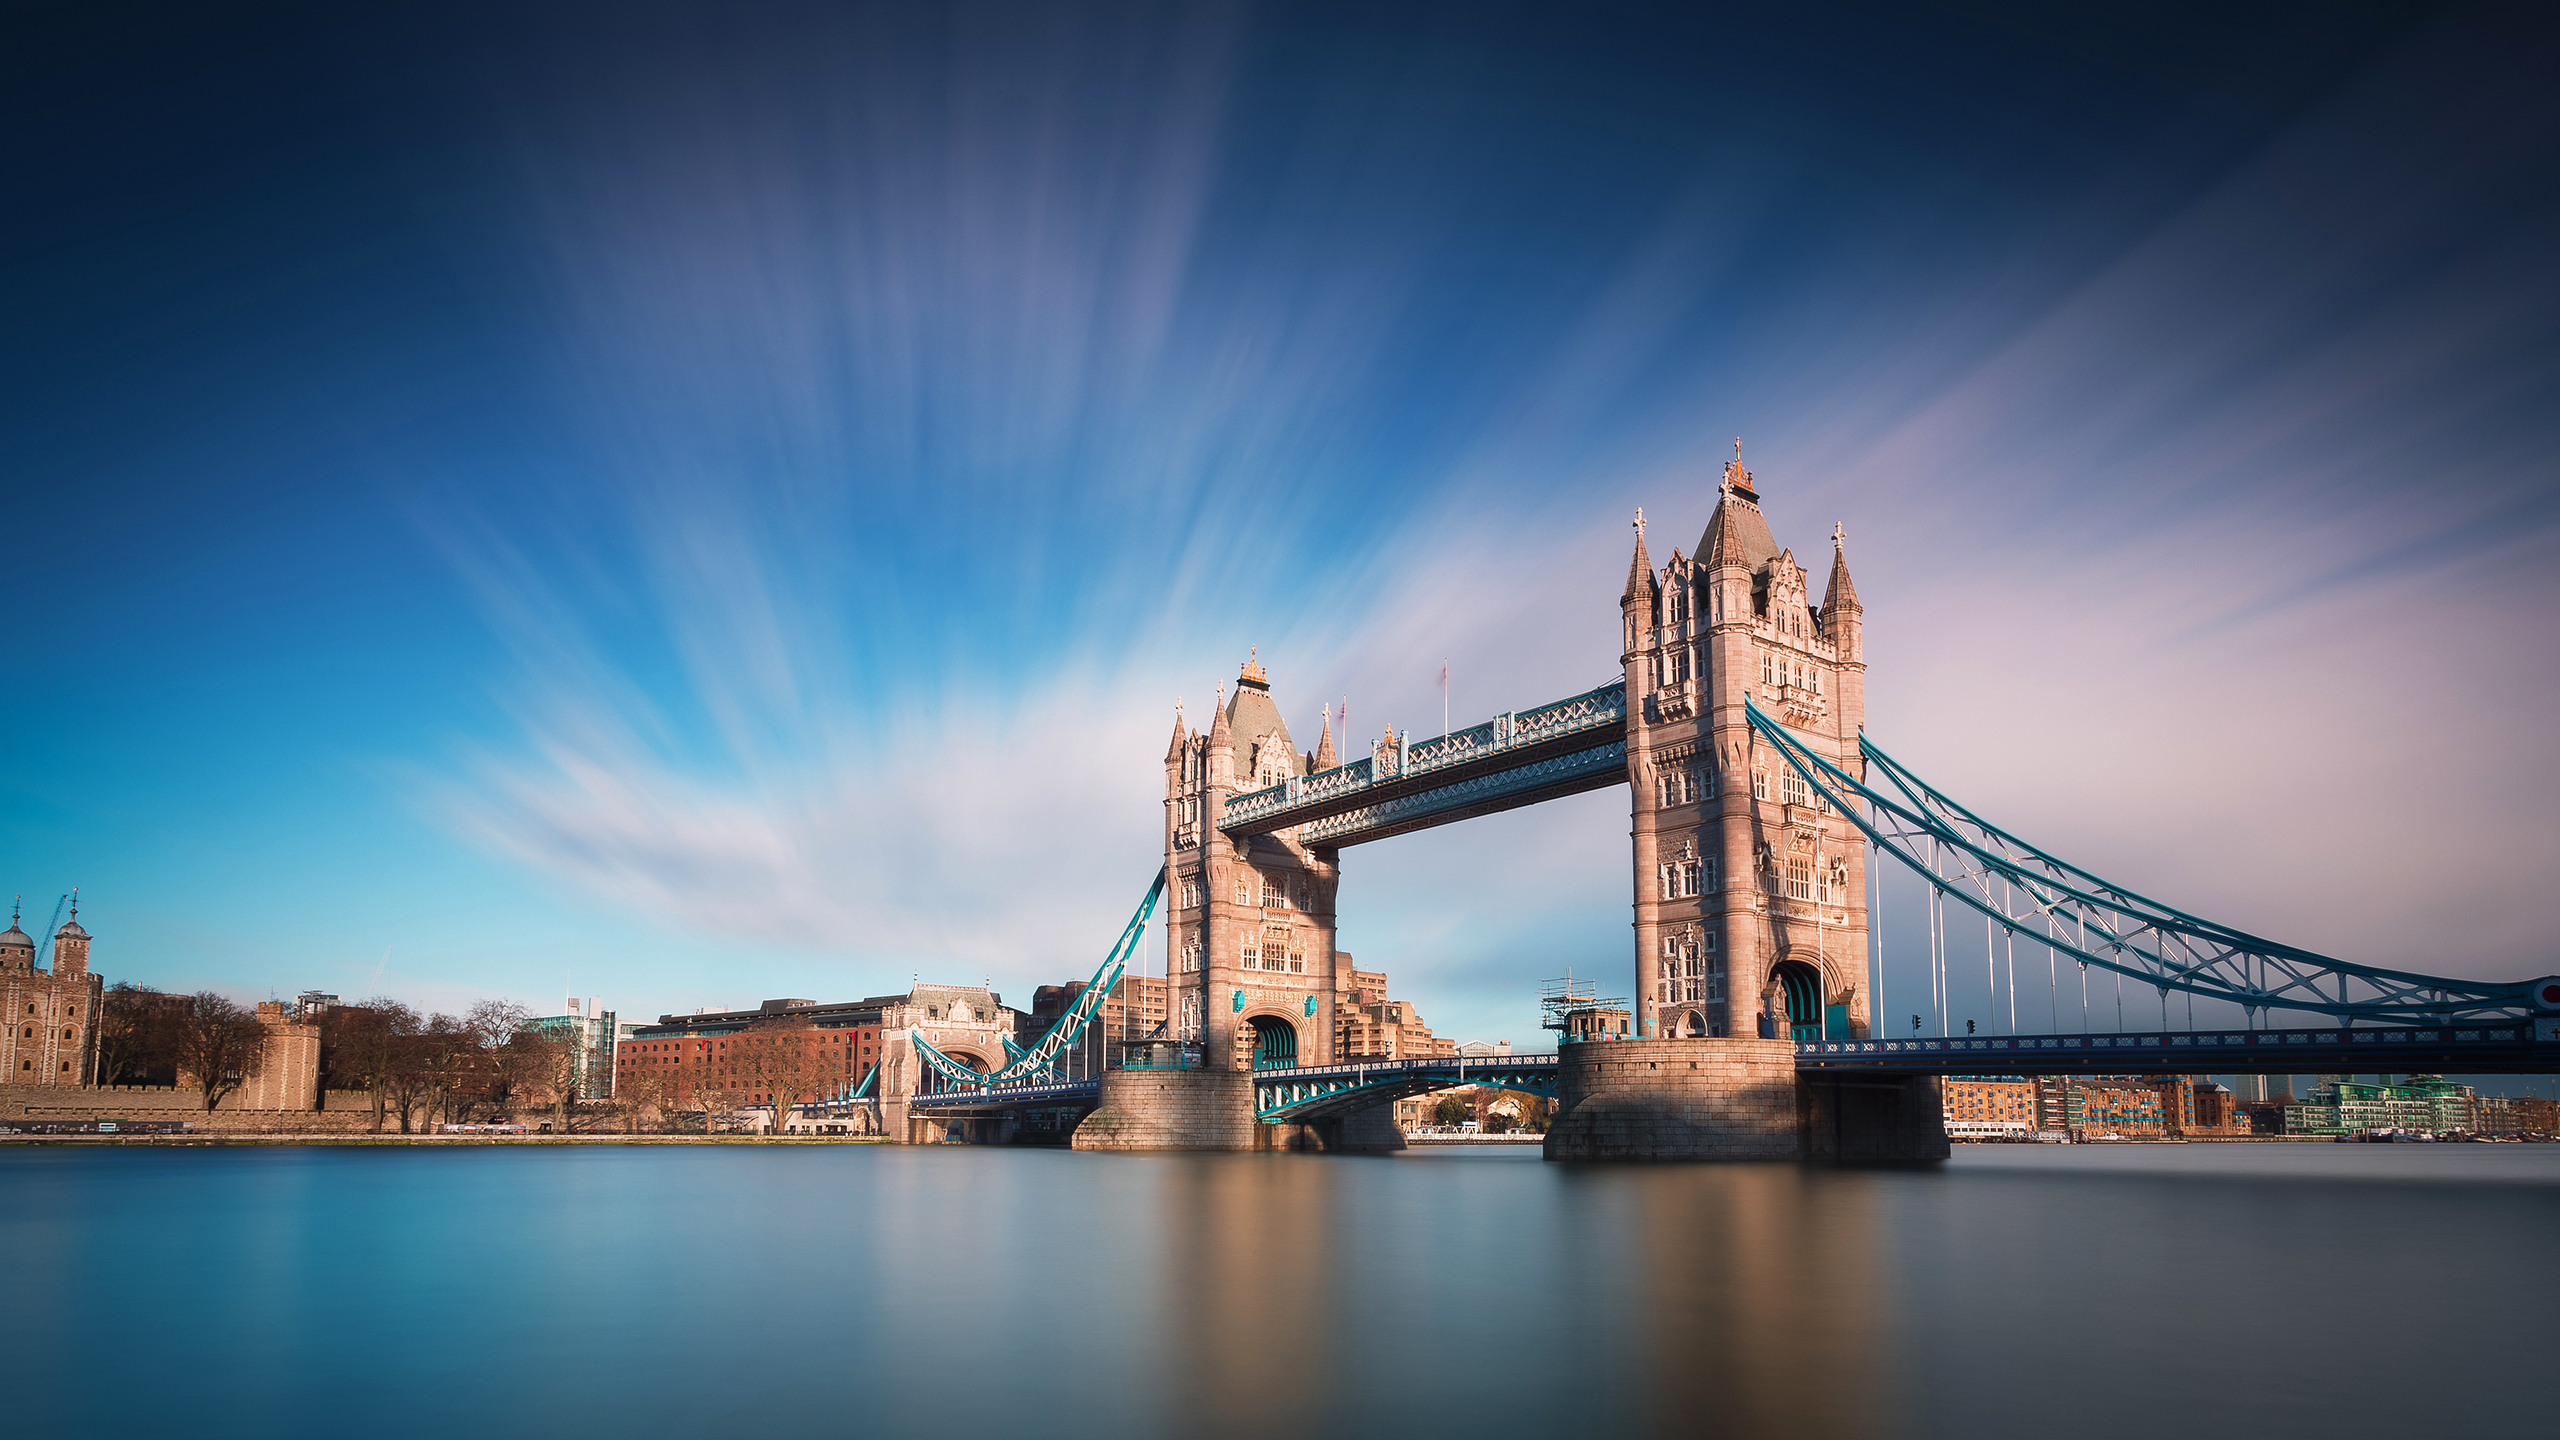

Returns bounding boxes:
[1218,682,1627,845]
[1796,1021,2555,1074]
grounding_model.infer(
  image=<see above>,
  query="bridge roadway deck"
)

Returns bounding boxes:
[1798,1020,2560,1075]
[906,1021,2560,1118]
[1216,682,1627,847]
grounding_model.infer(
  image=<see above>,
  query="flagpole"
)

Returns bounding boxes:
[1441,660,1448,738]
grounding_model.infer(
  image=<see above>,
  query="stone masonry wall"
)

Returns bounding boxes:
[1254,1102,1405,1153]
[1071,1070,1258,1151]
[1544,1038,1801,1160]
[1,1084,390,1133]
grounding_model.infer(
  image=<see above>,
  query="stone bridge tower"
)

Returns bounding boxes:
[1162,654,1343,1073]
[1620,445,1873,1045]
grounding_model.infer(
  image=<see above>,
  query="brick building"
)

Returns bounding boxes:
[1333,963,1454,1062]
[1942,1075,2037,1137]
[1028,974,1170,1059]
[2,900,101,1085]
[620,997,887,1116]
[620,984,1023,1133]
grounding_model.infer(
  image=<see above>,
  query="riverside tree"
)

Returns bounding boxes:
[170,992,270,1112]
[95,981,182,1085]
[731,1018,844,1134]
[320,1000,420,1133]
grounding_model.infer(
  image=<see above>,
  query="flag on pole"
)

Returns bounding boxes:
[1441,660,1449,738]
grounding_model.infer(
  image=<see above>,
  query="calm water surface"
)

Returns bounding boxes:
[3,1142,2551,1439]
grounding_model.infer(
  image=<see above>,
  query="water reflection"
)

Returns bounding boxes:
[0,1144,2551,1440]
[1157,1156,1339,1434]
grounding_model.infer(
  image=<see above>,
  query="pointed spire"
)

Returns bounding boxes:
[1621,508,1656,603]
[1723,437,1755,497]
[1821,524,1861,616]
[1165,701,1188,762]
[1239,647,1268,689]
[1313,706,1339,770]
[1207,684,1233,749]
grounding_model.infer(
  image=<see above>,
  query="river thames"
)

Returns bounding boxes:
[2,1142,2549,1439]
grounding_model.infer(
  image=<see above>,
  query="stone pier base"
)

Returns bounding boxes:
[1543,1039,1945,1162]
[1255,1103,1406,1153]
[1544,1038,1800,1160]
[1070,1070,1257,1152]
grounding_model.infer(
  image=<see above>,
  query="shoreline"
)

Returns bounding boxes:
[0,1134,893,1147]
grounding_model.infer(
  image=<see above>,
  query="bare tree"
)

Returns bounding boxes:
[679,1063,745,1134]
[615,1067,669,1134]
[731,1019,843,1134]
[96,982,181,1086]
[170,993,271,1113]
[418,1014,482,1130]
[465,1000,536,1118]
[321,1000,420,1133]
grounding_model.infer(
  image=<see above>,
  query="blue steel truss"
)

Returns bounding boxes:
[1219,682,1627,846]
[1251,1053,1559,1121]
[1295,742,1627,846]
[910,1077,1101,1112]
[1743,698,2558,1025]
[1798,1021,2558,1075]
[911,868,1165,1090]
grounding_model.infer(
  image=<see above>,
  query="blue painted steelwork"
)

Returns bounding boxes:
[1251,1053,1560,1121]
[1743,698,2559,1025]
[1797,1021,2559,1075]
[1218,682,1628,845]
[909,1077,1101,1113]
[912,868,1166,1090]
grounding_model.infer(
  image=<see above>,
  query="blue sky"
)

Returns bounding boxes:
[5,2,2556,1060]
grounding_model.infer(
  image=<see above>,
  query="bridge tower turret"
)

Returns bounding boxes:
[1624,444,1872,1045]
[1162,660,1341,1077]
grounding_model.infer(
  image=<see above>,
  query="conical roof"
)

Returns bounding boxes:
[1207,686,1233,750]
[1164,706,1188,762]
[1621,515,1656,603]
[1225,661,1299,780]
[1821,529,1861,615]
[1698,489,1778,574]
[1313,708,1339,770]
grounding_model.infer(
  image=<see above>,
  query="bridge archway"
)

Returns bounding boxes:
[1773,961,1824,1044]
[1665,1007,1716,1038]
[1243,1014,1299,1071]
[929,1048,991,1094]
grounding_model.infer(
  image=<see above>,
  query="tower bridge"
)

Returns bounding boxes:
[896,445,2560,1156]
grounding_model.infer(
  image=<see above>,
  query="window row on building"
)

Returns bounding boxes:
[1758,650,1823,691]
[1656,930,1724,1005]
[1749,767,1832,811]
[1657,855,1716,899]
[1756,847,1850,902]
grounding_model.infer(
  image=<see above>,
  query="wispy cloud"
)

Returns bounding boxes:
[420,8,2560,1039]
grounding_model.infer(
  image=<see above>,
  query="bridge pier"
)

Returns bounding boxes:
[1255,1105,1405,1153]
[1543,1039,1944,1162]
[1068,1070,1410,1152]
[1071,1070,1258,1151]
